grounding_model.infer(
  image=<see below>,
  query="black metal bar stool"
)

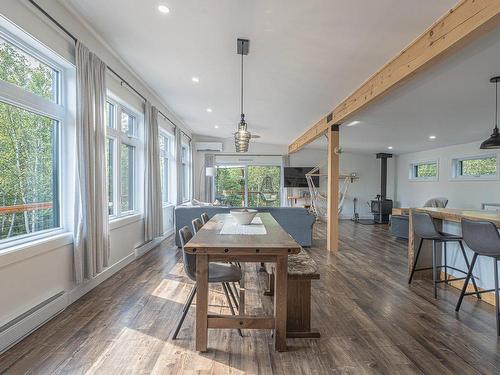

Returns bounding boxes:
[456,218,500,335]
[408,212,481,299]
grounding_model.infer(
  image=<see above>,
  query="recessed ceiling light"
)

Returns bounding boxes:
[158,4,170,14]
[214,125,219,129]
[346,120,360,127]
[206,108,213,113]
[429,135,436,140]
[192,77,199,83]
[387,146,393,150]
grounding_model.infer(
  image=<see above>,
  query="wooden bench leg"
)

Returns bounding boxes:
[264,272,275,296]
[286,279,320,339]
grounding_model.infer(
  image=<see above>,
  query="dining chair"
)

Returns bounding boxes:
[456,219,500,335]
[192,218,203,233]
[172,227,243,339]
[408,212,480,299]
[201,212,210,225]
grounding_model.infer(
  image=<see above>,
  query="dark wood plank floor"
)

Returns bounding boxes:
[1,221,500,374]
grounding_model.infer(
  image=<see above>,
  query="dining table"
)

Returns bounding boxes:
[183,212,301,352]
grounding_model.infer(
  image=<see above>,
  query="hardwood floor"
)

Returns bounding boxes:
[2,221,500,374]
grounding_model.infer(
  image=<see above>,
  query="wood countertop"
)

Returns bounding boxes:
[411,207,500,228]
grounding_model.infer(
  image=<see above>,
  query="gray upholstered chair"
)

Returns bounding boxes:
[201,212,210,225]
[192,218,203,234]
[423,197,448,208]
[456,219,500,335]
[408,212,480,299]
[172,227,242,339]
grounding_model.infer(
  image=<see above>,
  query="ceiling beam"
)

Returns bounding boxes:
[288,0,500,154]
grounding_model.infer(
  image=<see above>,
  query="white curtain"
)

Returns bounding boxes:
[175,127,183,205]
[144,101,163,241]
[73,41,109,284]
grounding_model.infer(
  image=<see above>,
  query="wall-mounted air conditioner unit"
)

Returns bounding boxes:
[195,142,223,152]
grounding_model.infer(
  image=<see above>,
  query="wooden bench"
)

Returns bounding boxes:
[263,248,320,338]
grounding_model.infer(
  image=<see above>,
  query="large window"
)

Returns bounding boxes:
[181,143,191,202]
[409,161,438,181]
[105,98,140,217]
[0,28,65,243]
[452,155,498,180]
[159,132,173,205]
[215,165,281,207]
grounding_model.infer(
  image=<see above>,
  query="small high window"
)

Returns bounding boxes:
[452,155,498,180]
[409,161,438,181]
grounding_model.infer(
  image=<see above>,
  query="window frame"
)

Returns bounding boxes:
[105,96,141,219]
[159,130,173,206]
[0,22,69,249]
[180,142,192,203]
[451,154,499,181]
[408,160,439,181]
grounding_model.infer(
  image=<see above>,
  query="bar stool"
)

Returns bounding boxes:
[192,218,203,233]
[456,219,500,336]
[201,212,210,225]
[172,227,243,339]
[408,212,481,299]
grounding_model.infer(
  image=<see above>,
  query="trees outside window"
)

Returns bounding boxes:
[409,161,438,181]
[0,31,63,242]
[454,156,497,178]
[215,165,281,207]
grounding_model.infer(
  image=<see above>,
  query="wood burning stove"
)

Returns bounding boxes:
[370,153,393,223]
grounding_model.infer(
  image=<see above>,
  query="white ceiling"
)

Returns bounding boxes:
[310,25,500,154]
[64,0,458,149]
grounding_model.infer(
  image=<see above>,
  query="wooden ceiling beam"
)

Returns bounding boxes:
[288,0,500,154]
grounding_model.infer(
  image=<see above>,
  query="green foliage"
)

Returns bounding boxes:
[215,166,281,207]
[460,157,496,177]
[0,39,57,239]
[415,163,437,178]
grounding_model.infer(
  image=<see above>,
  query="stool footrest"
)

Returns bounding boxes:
[464,288,498,296]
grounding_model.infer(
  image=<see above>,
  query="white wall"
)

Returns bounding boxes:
[395,140,500,209]
[192,135,394,219]
[0,0,187,351]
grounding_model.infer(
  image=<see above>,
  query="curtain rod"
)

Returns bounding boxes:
[27,0,191,141]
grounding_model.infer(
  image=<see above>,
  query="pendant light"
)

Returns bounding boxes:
[480,76,500,149]
[234,38,251,153]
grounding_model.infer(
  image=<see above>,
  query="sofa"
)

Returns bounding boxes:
[174,206,316,247]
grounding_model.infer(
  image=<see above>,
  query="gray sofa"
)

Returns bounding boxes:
[174,206,316,247]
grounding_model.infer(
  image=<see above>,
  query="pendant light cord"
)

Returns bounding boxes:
[496,79,498,130]
[241,50,244,117]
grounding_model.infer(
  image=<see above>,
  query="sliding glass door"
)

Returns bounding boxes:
[215,165,281,207]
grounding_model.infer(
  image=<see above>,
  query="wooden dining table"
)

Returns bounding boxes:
[183,212,301,352]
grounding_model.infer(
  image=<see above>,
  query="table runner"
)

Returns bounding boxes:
[219,216,267,235]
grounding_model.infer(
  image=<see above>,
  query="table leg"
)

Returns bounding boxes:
[196,254,208,352]
[274,255,288,351]
[239,263,245,316]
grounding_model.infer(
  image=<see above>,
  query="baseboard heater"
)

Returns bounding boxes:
[0,291,66,353]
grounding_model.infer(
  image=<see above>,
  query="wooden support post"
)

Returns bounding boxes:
[327,125,339,252]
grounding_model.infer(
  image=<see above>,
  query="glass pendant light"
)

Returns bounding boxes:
[480,76,500,149]
[234,39,251,153]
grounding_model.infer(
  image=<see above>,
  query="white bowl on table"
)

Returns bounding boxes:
[230,209,258,225]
